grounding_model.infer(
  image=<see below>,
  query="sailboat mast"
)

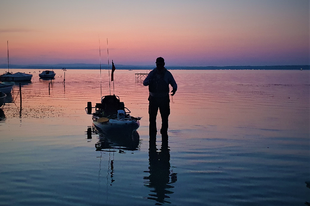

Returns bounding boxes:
[7,41,9,73]
[107,38,111,95]
[98,38,102,97]
[99,39,102,74]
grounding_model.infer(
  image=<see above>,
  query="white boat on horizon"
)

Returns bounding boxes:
[39,70,56,79]
[86,95,141,136]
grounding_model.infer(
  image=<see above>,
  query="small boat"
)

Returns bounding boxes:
[86,95,141,135]
[0,82,14,94]
[0,92,7,107]
[0,72,32,82]
[0,41,32,82]
[39,70,56,79]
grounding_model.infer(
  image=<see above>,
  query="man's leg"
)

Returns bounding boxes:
[148,97,158,138]
[159,97,170,136]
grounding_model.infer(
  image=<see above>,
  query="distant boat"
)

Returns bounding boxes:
[0,82,14,94]
[0,72,32,82]
[0,41,32,82]
[39,70,56,79]
[0,92,7,107]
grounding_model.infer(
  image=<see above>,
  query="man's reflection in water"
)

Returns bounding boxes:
[144,134,177,204]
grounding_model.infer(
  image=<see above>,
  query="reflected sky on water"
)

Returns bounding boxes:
[0,68,309,206]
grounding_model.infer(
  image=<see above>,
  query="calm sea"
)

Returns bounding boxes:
[0,68,309,206]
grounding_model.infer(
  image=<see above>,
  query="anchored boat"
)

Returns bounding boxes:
[0,41,32,82]
[39,70,56,79]
[86,95,141,135]
[0,72,32,82]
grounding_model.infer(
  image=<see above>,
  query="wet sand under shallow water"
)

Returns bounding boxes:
[0,69,309,206]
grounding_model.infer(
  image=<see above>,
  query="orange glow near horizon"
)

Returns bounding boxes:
[0,1,308,66]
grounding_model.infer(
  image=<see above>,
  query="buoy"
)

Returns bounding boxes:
[87,102,92,114]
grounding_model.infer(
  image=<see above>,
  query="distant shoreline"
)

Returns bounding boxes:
[0,64,309,70]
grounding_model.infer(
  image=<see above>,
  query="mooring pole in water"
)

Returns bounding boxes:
[62,67,66,83]
[48,81,52,95]
[19,83,22,118]
[62,68,66,94]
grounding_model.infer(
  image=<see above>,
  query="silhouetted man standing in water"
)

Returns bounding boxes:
[143,57,177,140]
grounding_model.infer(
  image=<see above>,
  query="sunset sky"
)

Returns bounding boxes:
[0,0,309,66]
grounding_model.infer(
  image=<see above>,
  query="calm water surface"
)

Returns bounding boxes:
[0,69,309,206]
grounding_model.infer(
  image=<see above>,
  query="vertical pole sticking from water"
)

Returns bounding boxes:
[62,68,66,94]
[113,79,115,95]
[48,81,52,95]
[19,83,22,118]
[112,61,115,95]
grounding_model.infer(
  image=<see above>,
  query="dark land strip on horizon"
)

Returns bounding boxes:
[0,64,309,70]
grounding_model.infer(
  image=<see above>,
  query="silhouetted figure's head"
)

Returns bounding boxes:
[156,57,165,69]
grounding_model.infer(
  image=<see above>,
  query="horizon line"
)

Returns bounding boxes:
[0,64,309,71]
[0,63,309,68]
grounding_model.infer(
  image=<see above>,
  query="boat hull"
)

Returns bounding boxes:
[93,118,140,135]
[39,71,56,79]
[0,82,14,94]
[39,75,55,79]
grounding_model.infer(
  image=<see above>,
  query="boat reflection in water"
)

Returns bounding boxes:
[90,127,140,151]
[88,127,140,188]
[144,137,177,205]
